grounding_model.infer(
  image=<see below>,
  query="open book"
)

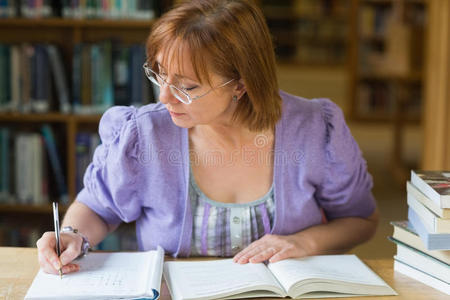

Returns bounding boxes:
[25,246,164,299]
[163,255,397,300]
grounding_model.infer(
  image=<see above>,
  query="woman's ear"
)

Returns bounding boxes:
[234,78,247,100]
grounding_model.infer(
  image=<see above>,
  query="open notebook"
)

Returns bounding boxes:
[164,255,397,300]
[25,246,164,299]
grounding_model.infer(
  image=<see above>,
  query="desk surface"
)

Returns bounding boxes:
[0,247,448,300]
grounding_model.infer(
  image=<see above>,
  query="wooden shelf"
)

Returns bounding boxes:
[353,111,421,123]
[0,113,70,123]
[0,203,69,214]
[0,113,102,124]
[0,18,154,29]
[358,71,423,82]
[72,114,102,124]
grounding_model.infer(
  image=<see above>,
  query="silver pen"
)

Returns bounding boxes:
[52,202,63,279]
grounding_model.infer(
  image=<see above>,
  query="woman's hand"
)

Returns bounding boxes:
[36,231,82,275]
[233,233,314,264]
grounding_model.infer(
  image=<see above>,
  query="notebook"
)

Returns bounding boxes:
[25,246,164,299]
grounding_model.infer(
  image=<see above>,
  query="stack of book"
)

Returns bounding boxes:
[390,170,450,295]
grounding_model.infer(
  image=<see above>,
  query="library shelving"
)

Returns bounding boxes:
[257,0,351,67]
[349,0,427,123]
[0,7,160,247]
[349,0,427,184]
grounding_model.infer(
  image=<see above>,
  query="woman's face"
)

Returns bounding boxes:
[155,49,239,129]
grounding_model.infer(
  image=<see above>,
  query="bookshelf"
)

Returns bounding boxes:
[349,0,427,122]
[0,0,165,248]
[257,0,351,66]
[349,0,427,184]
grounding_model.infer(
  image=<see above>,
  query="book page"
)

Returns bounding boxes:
[267,255,388,294]
[146,246,165,296]
[25,251,156,299]
[164,259,285,300]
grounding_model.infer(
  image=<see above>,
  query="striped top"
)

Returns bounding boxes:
[189,168,275,257]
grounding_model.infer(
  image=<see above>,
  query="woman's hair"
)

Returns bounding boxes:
[146,0,282,131]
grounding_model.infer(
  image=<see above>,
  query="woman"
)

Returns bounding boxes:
[37,0,378,275]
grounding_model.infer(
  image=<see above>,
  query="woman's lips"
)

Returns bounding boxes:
[169,110,185,117]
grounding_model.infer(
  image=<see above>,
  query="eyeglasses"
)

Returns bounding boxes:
[143,62,235,104]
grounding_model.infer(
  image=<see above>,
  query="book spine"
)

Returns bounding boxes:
[112,45,130,106]
[0,44,6,112]
[41,125,69,205]
[101,41,113,109]
[32,134,43,205]
[72,43,82,111]
[0,128,10,203]
[75,132,90,193]
[10,45,21,112]
[46,45,71,113]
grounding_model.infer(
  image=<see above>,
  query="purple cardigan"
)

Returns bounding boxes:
[77,91,376,257]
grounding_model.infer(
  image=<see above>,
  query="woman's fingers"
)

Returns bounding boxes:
[36,232,61,271]
[36,231,82,275]
[60,234,82,265]
[38,250,59,275]
[249,247,277,263]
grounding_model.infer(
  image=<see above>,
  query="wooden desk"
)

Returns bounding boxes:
[0,247,448,299]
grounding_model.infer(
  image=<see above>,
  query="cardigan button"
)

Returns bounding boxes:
[232,216,240,224]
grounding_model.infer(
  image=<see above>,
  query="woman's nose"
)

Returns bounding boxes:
[158,82,179,105]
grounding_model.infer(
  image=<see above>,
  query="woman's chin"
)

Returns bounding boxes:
[170,117,194,128]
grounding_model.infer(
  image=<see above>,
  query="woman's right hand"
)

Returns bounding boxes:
[36,231,82,275]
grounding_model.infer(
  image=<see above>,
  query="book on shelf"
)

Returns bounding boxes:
[390,237,450,284]
[0,127,10,203]
[411,170,450,209]
[72,42,153,115]
[0,43,70,113]
[394,260,450,296]
[62,0,156,20]
[25,246,164,300]
[407,181,450,219]
[0,221,43,247]
[14,133,48,205]
[408,208,450,251]
[163,255,396,300]
[0,0,156,20]
[41,124,68,205]
[391,221,450,264]
[75,131,100,194]
[46,44,71,114]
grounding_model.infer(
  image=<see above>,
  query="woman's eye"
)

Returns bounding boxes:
[183,86,198,91]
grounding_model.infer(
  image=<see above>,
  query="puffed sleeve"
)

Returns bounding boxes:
[76,106,142,225]
[314,99,376,220]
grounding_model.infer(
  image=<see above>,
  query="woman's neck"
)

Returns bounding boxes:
[189,123,273,150]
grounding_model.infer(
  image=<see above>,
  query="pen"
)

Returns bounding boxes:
[52,202,63,279]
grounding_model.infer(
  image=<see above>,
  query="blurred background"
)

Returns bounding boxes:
[0,0,448,259]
